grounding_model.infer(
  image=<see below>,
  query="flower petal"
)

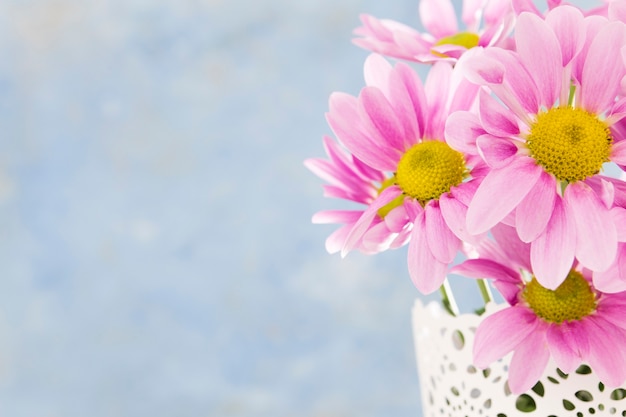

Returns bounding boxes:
[584,318,626,387]
[546,324,580,374]
[478,89,520,137]
[565,182,618,272]
[515,11,562,107]
[467,157,542,235]
[327,93,397,170]
[359,86,406,153]
[424,62,452,139]
[473,307,539,368]
[516,171,556,242]
[444,110,483,155]
[425,202,459,263]
[546,5,585,67]
[612,139,626,166]
[580,21,626,114]
[491,223,532,270]
[439,190,477,242]
[419,0,457,39]
[363,53,393,94]
[530,196,576,290]
[407,209,448,294]
[475,134,518,168]
[508,325,550,394]
[342,186,402,255]
[452,259,519,283]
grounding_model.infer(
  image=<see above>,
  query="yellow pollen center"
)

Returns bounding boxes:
[377,176,405,218]
[526,107,612,183]
[432,32,480,57]
[395,141,466,204]
[523,270,596,324]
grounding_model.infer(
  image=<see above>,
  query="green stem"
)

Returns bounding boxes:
[439,278,459,316]
[477,279,493,305]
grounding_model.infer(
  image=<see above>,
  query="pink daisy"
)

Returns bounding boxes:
[513,0,609,17]
[352,0,515,63]
[453,224,626,394]
[446,6,626,289]
[314,53,484,294]
[304,135,412,255]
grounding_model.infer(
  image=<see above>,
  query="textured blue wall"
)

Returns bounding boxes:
[0,0,597,416]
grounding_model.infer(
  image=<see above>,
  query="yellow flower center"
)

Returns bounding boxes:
[523,270,596,324]
[395,141,467,204]
[432,32,480,57]
[377,176,405,218]
[526,107,612,183]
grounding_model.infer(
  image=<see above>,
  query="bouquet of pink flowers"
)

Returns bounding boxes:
[306,0,626,397]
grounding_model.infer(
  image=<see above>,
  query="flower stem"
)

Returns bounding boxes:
[440,278,459,316]
[477,279,493,305]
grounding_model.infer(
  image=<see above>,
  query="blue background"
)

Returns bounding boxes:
[0,0,596,416]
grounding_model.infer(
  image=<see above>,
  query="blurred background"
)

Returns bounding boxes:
[0,0,596,416]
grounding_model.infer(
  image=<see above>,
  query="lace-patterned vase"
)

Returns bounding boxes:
[412,299,626,417]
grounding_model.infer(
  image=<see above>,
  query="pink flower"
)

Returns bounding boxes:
[312,54,485,294]
[513,0,609,17]
[453,224,626,394]
[304,135,412,255]
[352,0,515,63]
[447,6,626,289]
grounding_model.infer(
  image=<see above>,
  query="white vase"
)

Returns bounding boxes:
[412,299,626,416]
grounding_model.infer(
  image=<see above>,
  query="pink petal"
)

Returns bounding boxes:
[444,111,483,155]
[384,203,409,233]
[387,64,420,146]
[484,47,541,118]
[597,178,615,209]
[545,325,580,374]
[423,62,452,139]
[516,171,556,242]
[419,0,457,39]
[439,191,476,242]
[546,5,585,67]
[580,21,626,114]
[515,12,562,107]
[342,186,402,255]
[327,93,396,171]
[478,89,520,137]
[312,210,362,225]
[393,62,427,140]
[493,281,523,306]
[508,325,550,394]
[611,0,626,23]
[613,207,626,241]
[425,202,459,263]
[491,223,532,271]
[407,209,448,294]
[361,221,397,253]
[473,307,539,368]
[460,48,505,85]
[475,134,518,168]
[325,225,352,254]
[593,244,626,293]
[530,196,576,290]
[512,0,541,15]
[612,139,626,166]
[561,320,590,359]
[467,157,542,235]
[359,86,406,153]
[565,182,618,272]
[584,318,626,387]
[363,54,393,94]
[451,259,519,283]
[571,15,607,86]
